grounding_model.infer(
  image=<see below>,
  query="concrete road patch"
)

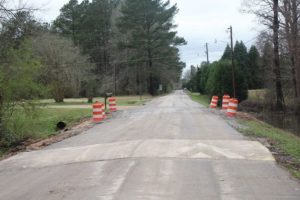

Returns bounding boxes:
[0,139,274,170]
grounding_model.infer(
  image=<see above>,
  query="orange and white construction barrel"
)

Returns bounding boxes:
[93,102,105,123]
[222,94,230,110]
[210,96,219,108]
[108,97,117,112]
[227,98,239,117]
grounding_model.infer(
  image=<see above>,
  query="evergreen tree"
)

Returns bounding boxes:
[221,44,232,60]
[206,60,248,101]
[52,0,80,44]
[53,0,118,74]
[117,0,186,95]
[199,63,210,94]
[234,41,249,88]
[234,41,248,67]
[247,45,262,89]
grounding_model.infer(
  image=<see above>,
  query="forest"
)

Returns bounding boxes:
[0,0,185,147]
[184,42,261,103]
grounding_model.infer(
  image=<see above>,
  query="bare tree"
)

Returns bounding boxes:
[32,33,93,102]
[243,0,285,110]
[280,0,300,97]
[0,0,37,22]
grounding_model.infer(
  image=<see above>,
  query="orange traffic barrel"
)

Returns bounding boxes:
[210,96,219,108]
[222,94,230,110]
[93,102,105,123]
[108,97,117,112]
[227,98,239,117]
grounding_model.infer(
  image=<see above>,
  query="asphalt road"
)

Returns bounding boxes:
[1,91,300,200]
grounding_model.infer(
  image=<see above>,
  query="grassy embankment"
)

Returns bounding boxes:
[0,96,152,157]
[188,92,210,107]
[187,91,300,179]
[238,119,300,178]
[0,108,91,157]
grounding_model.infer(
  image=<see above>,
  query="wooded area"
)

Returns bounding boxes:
[52,0,185,96]
[2,0,300,148]
[185,0,300,113]
[0,0,185,146]
[184,42,261,102]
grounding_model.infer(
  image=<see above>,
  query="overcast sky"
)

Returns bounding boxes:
[30,0,259,68]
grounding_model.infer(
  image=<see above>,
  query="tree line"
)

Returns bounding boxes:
[0,0,185,146]
[243,0,300,111]
[184,41,262,102]
[53,0,185,96]
[186,0,300,112]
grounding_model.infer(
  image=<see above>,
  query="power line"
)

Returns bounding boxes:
[244,36,258,44]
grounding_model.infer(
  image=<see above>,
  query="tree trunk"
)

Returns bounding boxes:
[0,91,4,140]
[54,96,64,103]
[291,0,300,98]
[136,65,140,95]
[88,97,93,103]
[54,87,64,103]
[273,0,285,110]
[283,0,298,97]
[147,49,155,96]
[291,58,298,97]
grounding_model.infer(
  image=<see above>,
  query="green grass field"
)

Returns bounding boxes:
[0,108,92,157]
[39,95,152,106]
[1,95,153,157]
[34,108,92,136]
[187,92,210,107]
[6,108,91,140]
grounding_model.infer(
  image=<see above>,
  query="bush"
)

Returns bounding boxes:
[1,103,41,147]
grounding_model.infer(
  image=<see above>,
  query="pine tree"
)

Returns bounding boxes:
[247,45,262,89]
[53,0,118,74]
[52,0,80,44]
[117,0,186,95]
[221,44,232,60]
[234,41,249,88]
[234,41,248,67]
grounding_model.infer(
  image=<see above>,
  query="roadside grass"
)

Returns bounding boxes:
[1,95,153,156]
[0,149,6,157]
[187,90,300,179]
[187,92,210,107]
[39,95,152,106]
[238,118,300,179]
[35,108,91,137]
[0,108,91,156]
[238,119,300,159]
[114,96,152,106]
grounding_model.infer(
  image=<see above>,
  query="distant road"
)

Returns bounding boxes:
[1,90,300,200]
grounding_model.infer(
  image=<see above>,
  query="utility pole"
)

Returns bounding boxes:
[205,43,209,64]
[228,26,236,98]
